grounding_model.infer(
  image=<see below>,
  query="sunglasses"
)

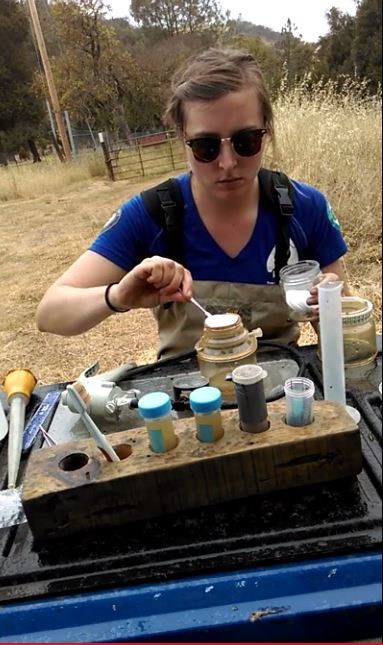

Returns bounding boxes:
[184,128,267,163]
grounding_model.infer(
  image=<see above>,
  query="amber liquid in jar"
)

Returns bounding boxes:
[195,313,262,402]
[318,296,377,367]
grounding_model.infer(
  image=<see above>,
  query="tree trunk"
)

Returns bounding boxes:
[27,138,42,163]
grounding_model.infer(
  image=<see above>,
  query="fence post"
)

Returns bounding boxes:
[98,131,115,181]
[137,143,145,177]
[168,134,176,171]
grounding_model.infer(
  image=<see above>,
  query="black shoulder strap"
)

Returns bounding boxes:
[140,178,184,264]
[258,168,294,284]
[141,171,294,283]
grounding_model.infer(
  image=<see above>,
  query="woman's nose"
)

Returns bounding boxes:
[217,139,238,170]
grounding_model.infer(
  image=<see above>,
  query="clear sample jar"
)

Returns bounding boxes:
[279,260,321,322]
[138,392,178,453]
[189,386,224,443]
[317,296,377,368]
[340,296,377,367]
[284,377,315,427]
[195,313,262,402]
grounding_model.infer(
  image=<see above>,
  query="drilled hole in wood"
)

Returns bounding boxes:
[113,443,133,460]
[59,452,89,471]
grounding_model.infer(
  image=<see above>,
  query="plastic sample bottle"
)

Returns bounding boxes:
[284,377,315,427]
[189,386,224,443]
[279,260,321,321]
[138,392,178,453]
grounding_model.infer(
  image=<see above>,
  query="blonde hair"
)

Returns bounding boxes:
[163,47,275,142]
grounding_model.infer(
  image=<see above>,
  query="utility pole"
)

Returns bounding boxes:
[26,0,71,162]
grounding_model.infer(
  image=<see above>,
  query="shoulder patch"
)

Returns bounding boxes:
[101,208,122,233]
[326,202,340,229]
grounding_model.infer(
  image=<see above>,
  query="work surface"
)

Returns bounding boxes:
[0,344,381,605]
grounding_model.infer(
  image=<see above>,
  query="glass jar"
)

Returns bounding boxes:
[189,386,223,443]
[195,313,262,402]
[318,296,377,368]
[279,260,321,322]
[137,392,178,453]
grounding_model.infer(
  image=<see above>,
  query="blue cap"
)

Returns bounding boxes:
[189,386,222,414]
[138,392,171,419]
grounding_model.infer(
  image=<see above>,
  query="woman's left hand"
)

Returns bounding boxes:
[306,272,344,321]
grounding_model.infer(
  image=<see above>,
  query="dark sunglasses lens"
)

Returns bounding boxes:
[233,130,264,156]
[191,138,220,162]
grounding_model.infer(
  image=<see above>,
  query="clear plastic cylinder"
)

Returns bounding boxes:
[284,377,315,427]
[318,281,346,406]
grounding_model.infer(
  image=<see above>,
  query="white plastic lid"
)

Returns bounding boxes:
[205,313,239,329]
[232,364,267,385]
[345,405,361,424]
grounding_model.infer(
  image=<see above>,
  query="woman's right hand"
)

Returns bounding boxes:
[109,256,193,310]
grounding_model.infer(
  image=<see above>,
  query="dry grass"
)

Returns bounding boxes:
[0,152,105,202]
[0,82,381,385]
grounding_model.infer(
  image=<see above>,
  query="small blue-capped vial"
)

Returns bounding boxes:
[138,392,178,453]
[189,386,224,443]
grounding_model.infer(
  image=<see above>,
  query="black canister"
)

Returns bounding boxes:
[232,364,269,433]
[172,374,209,402]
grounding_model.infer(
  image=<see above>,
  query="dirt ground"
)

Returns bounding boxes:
[0,175,380,386]
[0,176,164,385]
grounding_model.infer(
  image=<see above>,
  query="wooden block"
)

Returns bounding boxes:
[22,401,362,540]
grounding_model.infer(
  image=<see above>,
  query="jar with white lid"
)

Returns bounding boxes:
[279,260,321,321]
[195,313,262,402]
[138,392,178,453]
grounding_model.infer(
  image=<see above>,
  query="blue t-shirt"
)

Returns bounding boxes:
[89,172,347,284]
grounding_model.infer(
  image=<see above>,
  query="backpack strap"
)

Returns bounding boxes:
[141,171,294,284]
[258,168,294,284]
[140,178,184,265]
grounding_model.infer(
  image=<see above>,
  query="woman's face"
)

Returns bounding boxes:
[183,86,268,200]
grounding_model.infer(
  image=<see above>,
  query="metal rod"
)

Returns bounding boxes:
[189,297,212,318]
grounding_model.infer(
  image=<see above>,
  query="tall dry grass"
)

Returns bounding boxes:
[0,151,105,202]
[271,77,382,318]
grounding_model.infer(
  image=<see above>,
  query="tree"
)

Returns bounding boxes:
[353,0,382,91]
[0,0,46,158]
[275,19,316,86]
[316,8,356,82]
[130,0,227,38]
[50,0,137,136]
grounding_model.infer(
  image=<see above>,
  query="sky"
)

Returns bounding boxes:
[105,0,358,43]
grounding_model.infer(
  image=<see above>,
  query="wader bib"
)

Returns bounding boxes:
[154,280,300,359]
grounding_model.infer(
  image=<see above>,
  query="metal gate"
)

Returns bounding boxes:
[99,130,187,182]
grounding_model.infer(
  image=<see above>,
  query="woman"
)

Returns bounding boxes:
[37,48,348,357]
